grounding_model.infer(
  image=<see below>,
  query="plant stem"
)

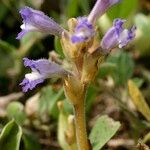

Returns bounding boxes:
[74,98,90,150]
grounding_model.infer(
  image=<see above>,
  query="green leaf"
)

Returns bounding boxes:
[106,50,134,86]
[0,40,16,76]
[134,14,150,55]
[0,40,16,52]
[128,80,150,122]
[0,120,22,150]
[0,3,8,22]
[38,86,64,119]
[131,77,144,88]
[89,115,120,150]
[54,36,64,58]
[66,0,78,17]
[20,32,44,56]
[107,0,138,20]
[79,0,90,14]
[57,102,69,150]
[98,62,117,78]
[23,132,41,150]
[86,85,97,113]
[6,102,26,125]
[63,99,73,114]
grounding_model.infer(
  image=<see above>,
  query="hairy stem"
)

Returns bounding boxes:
[74,98,90,150]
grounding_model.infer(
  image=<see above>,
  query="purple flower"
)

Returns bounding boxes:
[71,17,95,43]
[20,58,68,92]
[88,0,121,24]
[101,19,136,50]
[16,7,64,39]
[71,0,121,44]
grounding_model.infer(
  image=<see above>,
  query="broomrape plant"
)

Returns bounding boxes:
[17,0,136,149]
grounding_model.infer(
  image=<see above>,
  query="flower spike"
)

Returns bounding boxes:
[16,7,65,39]
[20,58,68,92]
[101,18,136,50]
[88,0,121,24]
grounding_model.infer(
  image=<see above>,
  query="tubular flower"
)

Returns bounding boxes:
[20,58,68,92]
[88,0,121,24]
[101,19,136,50]
[16,7,64,39]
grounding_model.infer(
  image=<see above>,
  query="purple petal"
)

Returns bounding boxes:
[71,35,88,43]
[23,58,36,68]
[20,78,44,92]
[17,7,65,39]
[71,17,95,43]
[113,18,126,36]
[118,25,136,48]
[88,0,121,24]
[101,27,118,50]
[127,26,136,40]
[23,58,67,76]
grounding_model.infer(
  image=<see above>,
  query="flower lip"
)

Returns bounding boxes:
[20,77,44,92]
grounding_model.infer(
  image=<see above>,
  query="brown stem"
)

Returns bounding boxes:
[74,99,90,150]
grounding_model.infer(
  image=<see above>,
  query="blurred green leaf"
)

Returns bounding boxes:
[106,51,134,86]
[0,3,8,22]
[66,0,78,17]
[135,14,150,35]
[98,62,117,78]
[86,85,97,113]
[132,77,144,88]
[89,115,120,150]
[54,36,64,58]
[38,86,64,119]
[20,32,44,56]
[23,132,41,150]
[0,120,22,150]
[57,101,69,150]
[0,40,16,52]
[6,102,26,125]
[134,14,150,55]
[63,99,73,114]
[107,0,138,20]
[79,0,90,14]
[128,80,150,122]
[0,40,16,76]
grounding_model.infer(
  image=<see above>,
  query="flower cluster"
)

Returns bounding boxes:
[17,0,136,92]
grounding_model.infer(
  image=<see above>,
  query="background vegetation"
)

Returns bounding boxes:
[0,0,150,149]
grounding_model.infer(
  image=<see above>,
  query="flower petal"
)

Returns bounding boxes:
[118,25,136,48]
[20,78,44,92]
